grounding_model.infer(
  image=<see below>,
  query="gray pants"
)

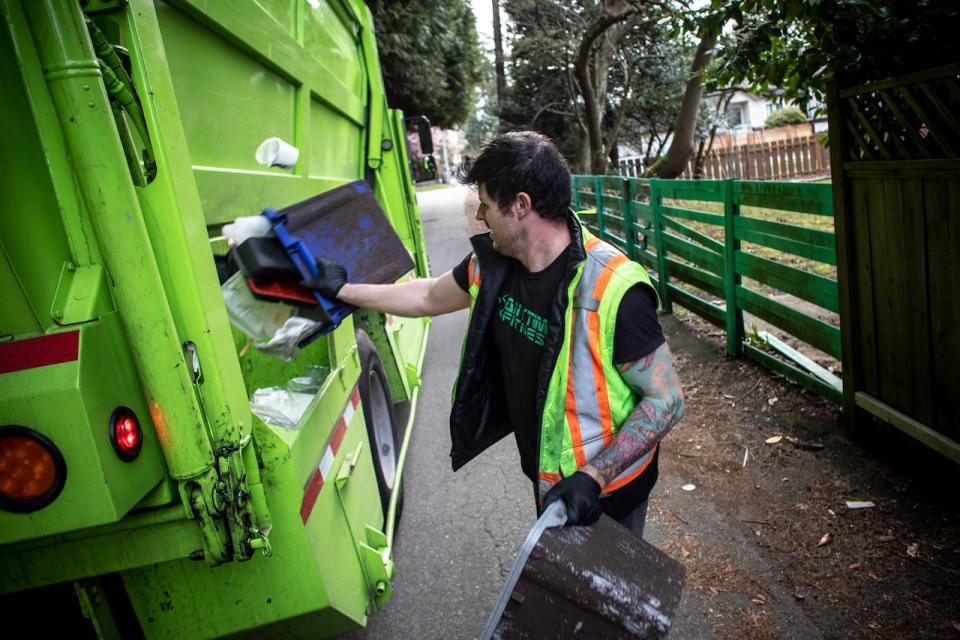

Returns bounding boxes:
[614,499,649,538]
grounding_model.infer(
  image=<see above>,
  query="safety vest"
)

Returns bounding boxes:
[463,228,658,501]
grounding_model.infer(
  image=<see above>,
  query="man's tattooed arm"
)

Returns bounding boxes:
[580,342,684,487]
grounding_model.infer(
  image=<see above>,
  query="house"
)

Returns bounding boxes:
[706,89,828,133]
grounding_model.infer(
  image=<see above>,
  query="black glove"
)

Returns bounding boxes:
[542,472,602,526]
[300,256,348,299]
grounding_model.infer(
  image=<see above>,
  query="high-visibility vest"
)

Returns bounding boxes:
[464,229,658,500]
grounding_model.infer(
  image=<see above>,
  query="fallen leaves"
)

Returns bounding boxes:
[816,532,833,548]
[765,434,783,445]
[907,543,921,558]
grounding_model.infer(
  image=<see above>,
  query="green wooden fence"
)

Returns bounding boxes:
[827,63,960,463]
[572,175,841,403]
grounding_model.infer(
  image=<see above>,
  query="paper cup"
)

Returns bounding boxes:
[256,137,299,168]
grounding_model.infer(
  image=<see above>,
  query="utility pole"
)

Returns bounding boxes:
[492,0,506,116]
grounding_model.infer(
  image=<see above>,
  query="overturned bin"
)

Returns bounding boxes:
[482,503,686,639]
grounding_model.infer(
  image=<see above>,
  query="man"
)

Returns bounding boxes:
[305,131,683,536]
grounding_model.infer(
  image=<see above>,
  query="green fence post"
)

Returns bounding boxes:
[723,179,743,356]
[622,178,637,260]
[650,178,671,313]
[594,175,605,241]
[572,176,581,211]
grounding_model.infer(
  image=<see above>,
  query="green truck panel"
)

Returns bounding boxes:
[0,0,430,636]
[0,315,166,544]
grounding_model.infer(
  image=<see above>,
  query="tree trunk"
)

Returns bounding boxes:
[645,24,718,178]
[654,127,672,157]
[693,137,707,178]
[644,132,657,160]
[604,56,634,162]
[694,90,733,178]
[574,1,645,175]
[576,126,591,173]
[492,0,507,117]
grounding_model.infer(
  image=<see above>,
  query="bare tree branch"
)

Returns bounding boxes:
[644,19,720,178]
[605,55,634,157]
[530,101,573,125]
[565,62,586,132]
[575,1,651,174]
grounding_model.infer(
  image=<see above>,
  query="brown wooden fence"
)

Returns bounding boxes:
[828,62,960,464]
[619,135,831,181]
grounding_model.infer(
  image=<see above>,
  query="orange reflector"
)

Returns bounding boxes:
[0,431,60,504]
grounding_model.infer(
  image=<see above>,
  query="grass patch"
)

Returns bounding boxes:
[580,186,839,299]
[664,198,837,284]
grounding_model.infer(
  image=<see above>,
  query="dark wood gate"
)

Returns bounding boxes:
[827,63,960,463]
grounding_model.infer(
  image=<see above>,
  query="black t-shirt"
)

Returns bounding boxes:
[452,246,665,517]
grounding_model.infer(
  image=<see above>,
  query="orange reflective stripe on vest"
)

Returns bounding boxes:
[601,444,657,493]
[589,253,629,446]
[539,231,657,497]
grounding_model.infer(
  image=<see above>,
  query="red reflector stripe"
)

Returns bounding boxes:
[300,387,361,524]
[0,331,80,375]
[299,465,326,524]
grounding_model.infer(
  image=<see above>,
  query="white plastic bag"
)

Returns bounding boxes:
[257,316,323,361]
[221,215,273,247]
[249,387,314,429]
[222,272,293,340]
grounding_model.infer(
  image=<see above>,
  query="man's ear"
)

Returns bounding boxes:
[514,192,533,219]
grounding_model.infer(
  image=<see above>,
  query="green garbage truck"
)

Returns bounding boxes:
[0,0,430,636]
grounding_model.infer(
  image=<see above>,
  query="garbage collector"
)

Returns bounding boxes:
[303,131,684,536]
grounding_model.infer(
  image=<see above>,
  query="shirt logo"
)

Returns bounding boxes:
[498,294,548,346]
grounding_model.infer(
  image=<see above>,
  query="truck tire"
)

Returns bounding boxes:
[356,330,404,527]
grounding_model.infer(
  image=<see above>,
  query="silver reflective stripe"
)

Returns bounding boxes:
[572,295,599,311]
[569,304,604,454]
[538,478,553,499]
[541,236,651,493]
[566,244,622,461]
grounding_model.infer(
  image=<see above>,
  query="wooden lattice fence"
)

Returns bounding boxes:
[828,62,960,464]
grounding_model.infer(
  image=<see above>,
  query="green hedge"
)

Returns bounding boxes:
[764,106,807,128]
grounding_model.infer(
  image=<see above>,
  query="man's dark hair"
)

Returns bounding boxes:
[458,131,571,221]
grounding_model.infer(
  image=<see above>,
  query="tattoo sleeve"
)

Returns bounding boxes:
[586,342,684,486]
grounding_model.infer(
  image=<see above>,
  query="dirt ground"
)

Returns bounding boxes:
[655,308,960,639]
[460,186,958,638]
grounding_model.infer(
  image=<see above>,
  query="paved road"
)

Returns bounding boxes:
[350,185,532,640]
[350,185,691,640]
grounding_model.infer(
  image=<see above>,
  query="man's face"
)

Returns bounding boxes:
[476,184,520,256]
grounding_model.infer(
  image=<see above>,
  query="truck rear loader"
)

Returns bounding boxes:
[0,0,430,636]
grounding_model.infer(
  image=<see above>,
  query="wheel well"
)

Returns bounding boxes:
[353,311,407,402]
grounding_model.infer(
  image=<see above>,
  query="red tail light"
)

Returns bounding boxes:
[0,426,67,512]
[109,407,142,462]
